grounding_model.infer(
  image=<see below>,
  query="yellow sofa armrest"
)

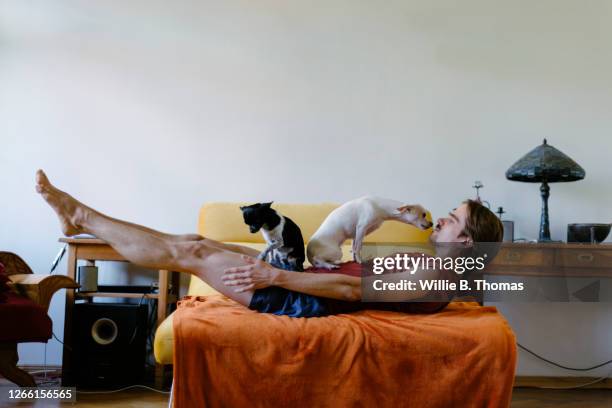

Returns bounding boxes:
[154,312,175,365]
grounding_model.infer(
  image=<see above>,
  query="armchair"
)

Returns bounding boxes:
[0,252,78,387]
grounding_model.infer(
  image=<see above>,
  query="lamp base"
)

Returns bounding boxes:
[538,182,552,241]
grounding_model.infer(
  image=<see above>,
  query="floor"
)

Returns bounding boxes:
[0,368,171,407]
[511,388,612,408]
[0,387,611,407]
[72,388,611,408]
[1,372,611,407]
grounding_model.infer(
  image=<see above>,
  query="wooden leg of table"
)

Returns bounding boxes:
[0,342,36,387]
[155,269,169,389]
[61,245,77,386]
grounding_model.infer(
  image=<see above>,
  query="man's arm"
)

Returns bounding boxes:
[272,269,434,302]
[222,255,437,302]
[272,270,361,301]
[222,256,361,301]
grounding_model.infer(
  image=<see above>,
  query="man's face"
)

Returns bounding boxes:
[429,203,471,243]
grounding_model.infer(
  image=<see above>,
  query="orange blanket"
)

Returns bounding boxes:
[173,296,516,408]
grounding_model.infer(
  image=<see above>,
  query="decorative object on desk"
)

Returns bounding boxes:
[567,223,611,244]
[496,207,514,243]
[77,265,98,292]
[472,181,490,208]
[505,139,585,242]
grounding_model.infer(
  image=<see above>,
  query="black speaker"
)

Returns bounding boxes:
[68,302,148,388]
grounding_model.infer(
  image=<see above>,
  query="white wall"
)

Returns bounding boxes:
[1,0,610,376]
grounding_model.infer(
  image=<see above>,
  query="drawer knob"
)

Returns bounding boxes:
[506,252,521,261]
[577,253,594,262]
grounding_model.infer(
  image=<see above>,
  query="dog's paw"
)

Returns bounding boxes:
[314,260,340,270]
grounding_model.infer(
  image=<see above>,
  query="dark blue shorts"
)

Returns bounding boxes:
[248,287,330,317]
[249,287,449,318]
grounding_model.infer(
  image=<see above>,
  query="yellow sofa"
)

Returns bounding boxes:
[153,202,432,365]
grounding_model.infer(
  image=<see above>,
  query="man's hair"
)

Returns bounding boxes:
[462,199,503,243]
[458,200,504,275]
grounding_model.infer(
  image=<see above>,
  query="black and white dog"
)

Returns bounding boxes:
[240,202,305,272]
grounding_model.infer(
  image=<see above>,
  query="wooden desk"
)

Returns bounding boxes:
[487,242,611,388]
[59,238,179,388]
[488,242,612,278]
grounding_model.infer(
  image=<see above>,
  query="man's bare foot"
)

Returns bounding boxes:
[35,169,90,236]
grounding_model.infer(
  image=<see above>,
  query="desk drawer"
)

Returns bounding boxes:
[494,248,553,266]
[555,249,612,269]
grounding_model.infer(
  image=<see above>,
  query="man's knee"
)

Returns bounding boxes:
[173,240,217,268]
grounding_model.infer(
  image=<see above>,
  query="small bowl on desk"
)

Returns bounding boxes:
[567,223,611,244]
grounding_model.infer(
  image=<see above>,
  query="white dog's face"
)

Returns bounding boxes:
[394,204,433,230]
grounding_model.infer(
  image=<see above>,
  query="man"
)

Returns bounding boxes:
[35,169,502,317]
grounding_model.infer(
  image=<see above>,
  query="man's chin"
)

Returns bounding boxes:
[429,232,438,243]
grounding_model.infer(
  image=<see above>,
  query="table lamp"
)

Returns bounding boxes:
[505,139,585,242]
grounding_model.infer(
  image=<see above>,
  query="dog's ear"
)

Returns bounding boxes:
[239,206,246,211]
[262,202,273,208]
[396,205,414,214]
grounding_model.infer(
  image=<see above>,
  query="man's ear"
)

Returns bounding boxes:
[396,205,414,214]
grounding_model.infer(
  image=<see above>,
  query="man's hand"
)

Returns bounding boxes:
[224,258,362,301]
[222,255,280,293]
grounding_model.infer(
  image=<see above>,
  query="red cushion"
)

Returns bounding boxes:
[0,262,9,303]
[306,260,362,276]
[0,292,52,343]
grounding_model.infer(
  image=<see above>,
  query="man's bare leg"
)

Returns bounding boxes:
[35,170,256,306]
[75,200,259,256]
[118,221,259,257]
[114,219,254,252]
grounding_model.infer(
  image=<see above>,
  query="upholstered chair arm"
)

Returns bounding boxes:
[8,274,79,312]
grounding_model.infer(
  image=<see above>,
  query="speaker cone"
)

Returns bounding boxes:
[91,318,118,345]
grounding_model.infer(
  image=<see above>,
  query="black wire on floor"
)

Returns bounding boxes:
[76,384,170,395]
[517,343,612,371]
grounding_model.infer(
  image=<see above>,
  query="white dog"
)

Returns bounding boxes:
[307,196,433,269]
